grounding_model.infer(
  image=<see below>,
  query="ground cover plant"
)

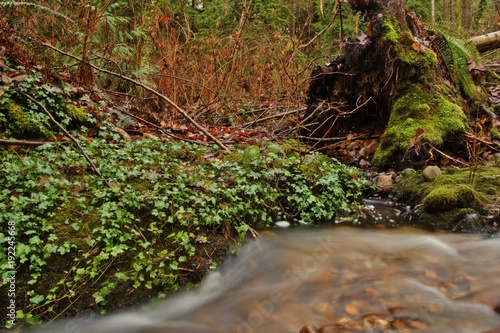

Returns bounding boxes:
[0,129,365,327]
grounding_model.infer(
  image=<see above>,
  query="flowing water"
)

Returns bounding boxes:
[33,211,500,333]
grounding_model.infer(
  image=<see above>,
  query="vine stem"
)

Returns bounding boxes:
[41,42,231,152]
[20,91,112,188]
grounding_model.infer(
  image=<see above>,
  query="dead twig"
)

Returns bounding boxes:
[243,107,307,128]
[296,135,376,143]
[20,92,112,187]
[312,135,380,152]
[299,0,340,49]
[41,42,231,152]
[428,143,470,167]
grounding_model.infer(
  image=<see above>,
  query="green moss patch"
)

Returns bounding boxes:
[373,85,467,165]
[400,47,437,72]
[382,17,437,73]
[65,103,87,123]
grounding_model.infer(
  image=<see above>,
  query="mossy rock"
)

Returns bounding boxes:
[423,185,458,212]
[422,184,484,213]
[455,184,484,208]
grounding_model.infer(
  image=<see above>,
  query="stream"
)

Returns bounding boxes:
[32,203,500,333]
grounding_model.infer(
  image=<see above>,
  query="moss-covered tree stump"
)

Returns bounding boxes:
[302,0,485,169]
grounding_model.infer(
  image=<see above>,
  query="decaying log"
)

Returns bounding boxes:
[304,0,415,140]
[469,31,500,52]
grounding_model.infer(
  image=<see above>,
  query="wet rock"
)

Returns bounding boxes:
[423,186,458,212]
[422,165,441,181]
[275,221,291,228]
[318,325,338,333]
[335,317,363,331]
[402,168,416,176]
[299,325,318,333]
[373,174,394,191]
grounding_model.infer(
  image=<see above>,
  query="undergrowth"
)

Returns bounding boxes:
[0,129,365,328]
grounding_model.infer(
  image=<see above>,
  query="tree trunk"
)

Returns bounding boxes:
[469,30,500,52]
[461,0,472,30]
[443,0,450,22]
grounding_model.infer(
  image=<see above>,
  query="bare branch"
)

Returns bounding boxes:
[41,42,231,152]
[243,107,307,128]
[20,92,112,187]
[299,0,340,49]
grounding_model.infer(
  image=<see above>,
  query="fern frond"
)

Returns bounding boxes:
[431,28,480,99]
[0,1,73,23]
[445,35,480,63]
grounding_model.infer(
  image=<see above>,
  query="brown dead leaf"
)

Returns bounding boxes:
[11,74,26,81]
[113,127,132,142]
[2,74,12,83]
[410,128,425,147]
[39,176,52,186]
[411,42,421,52]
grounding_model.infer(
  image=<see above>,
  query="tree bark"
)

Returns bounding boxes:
[431,0,436,24]
[443,0,450,22]
[461,0,472,30]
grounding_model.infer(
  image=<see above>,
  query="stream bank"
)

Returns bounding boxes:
[363,164,500,234]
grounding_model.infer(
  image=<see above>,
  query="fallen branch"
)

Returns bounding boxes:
[297,134,378,143]
[41,42,231,152]
[20,92,112,187]
[0,139,56,146]
[243,107,306,128]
